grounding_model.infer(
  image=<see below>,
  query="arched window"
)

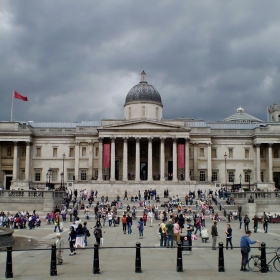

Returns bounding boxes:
[142,106,146,117]
[156,107,159,118]
[128,107,131,118]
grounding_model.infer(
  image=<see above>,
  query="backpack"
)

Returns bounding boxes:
[245,217,250,223]
[264,215,269,222]
[159,226,162,233]
[94,229,98,236]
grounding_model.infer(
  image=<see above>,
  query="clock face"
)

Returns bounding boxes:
[140,149,147,156]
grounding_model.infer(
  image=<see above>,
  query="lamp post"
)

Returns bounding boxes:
[232,174,235,186]
[62,152,66,189]
[47,168,52,188]
[247,169,252,190]
[60,172,63,189]
[224,152,227,187]
[239,174,242,189]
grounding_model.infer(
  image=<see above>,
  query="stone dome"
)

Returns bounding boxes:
[124,71,163,106]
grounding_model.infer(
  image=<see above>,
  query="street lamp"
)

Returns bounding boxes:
[62,152,66,189]
[239,174,242,188]
[224,152,227,187]
[60,172,64,189]
[46,168,52,187]
[247,169,252,190]
[232,174,235,186]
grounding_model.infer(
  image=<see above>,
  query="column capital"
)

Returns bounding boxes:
[148,137,153,142]
[87,140,93,145]
[135,137,141,142]
[98,137,104,143]
[268,143,273,147]
[13,141,18,146]
[122,137,128,143]
[172,137,177,142]
[75,141,80,146]
[192,142,198,146]
[185,137,190,143]
[206,142,212,147]
[25,141,32,146]
[254,143,261,148]
[110,137,116,141]
[160,137,166,141]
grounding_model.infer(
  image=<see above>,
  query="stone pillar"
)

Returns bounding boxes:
[268,143,273,182]
[172,138,178,181]
[13,142,18,180]
[148,137,153,181]
[74,141,80,181]
[88,141,93,180]
[110,137,116,181]
[160,137,165,181]
[123,137,128,181]
[135,138,140,181]
[98,138,103,181]
[0,145,2,183]
[255,144,261,182]
[25,142,31,181]
[185,138,189,181]
[207,143,212,182]
[193,143,198,180]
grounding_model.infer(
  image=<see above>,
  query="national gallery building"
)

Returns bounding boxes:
[1,71,280,195]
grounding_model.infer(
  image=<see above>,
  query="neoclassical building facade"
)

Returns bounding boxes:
[1,72,280,195]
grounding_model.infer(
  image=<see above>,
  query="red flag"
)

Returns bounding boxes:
[14,91,28,101]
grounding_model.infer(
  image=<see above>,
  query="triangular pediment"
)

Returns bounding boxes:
[98,119,190,132]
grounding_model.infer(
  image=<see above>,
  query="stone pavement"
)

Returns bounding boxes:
[0,216,280,280]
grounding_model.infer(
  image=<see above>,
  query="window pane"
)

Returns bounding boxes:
[199,171,205,182]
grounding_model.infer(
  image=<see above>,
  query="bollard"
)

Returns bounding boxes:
[5,244,13,278]
[260,242,267,273]
[135,242,142,273]
[50,243,57,276]
[93,243,100,274]
[176,242,183,272]
[218,242,225,272]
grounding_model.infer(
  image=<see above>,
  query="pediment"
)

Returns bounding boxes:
[98,119,190,132]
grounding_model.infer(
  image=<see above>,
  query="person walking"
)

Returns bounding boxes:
[211,221,219,250]
[122,214,127,234]
[75,223,84,249]
[56,233,64,265]
[252,215,259,233]
[238,215,243,230]
[94,222,102,246]
[126,214,132,234]
[225,224,233,250]
[148,210,154,227]
[194,217,202,237]
[159,220,167,247]
[185,218,194,252]
[137,217,144,239]
[244,215,250,232]
[263,212,269,233]
[240,230,260,271]
[68,226,76,256]
[124,189,128,200]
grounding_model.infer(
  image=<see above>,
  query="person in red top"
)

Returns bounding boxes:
[142,212,147,226]
[122,214,127,234]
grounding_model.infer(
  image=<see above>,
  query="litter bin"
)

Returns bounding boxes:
[180,234,192,254]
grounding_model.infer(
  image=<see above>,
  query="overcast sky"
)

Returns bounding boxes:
[1,0,280,123]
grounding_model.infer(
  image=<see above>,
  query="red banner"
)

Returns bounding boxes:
[178,143,185,168]
[103,143,110,168]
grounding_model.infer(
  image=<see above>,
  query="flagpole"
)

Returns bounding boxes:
[11,90,14,122]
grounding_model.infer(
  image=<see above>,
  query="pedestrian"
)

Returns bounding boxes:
[173,220,180,245]
[74,223,84,249]
[225,223,233,250]
[263,212,269,233]
[68,226,76,256]
[194,217,202,237]
[244,215,250,232]
[124,189,128,200]
[165,219,174,248]
[148,210,154,227]
[126,214,132,234]
[93,222,102,246]
[56,233,64,265]
[240,230,260,271]
[252,215,259,233]
[211,221,219,250]
[54,214,62,233]
[238,215,243,230]
[185,218,194,252]
[122,214,127,234]
[137,217,144,239]
[83,222,89,246]
[142,212,147,226]
[159,220,167,247]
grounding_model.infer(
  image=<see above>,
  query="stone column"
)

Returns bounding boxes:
[110,137,116,181]
[25,141,31,181]
[122,137,128,181]
[88,141,93,180]
[185,138,190,181]
[148,137,153,181]
[255,144,261,182]
[160,137,165,181]
[268,143,273,182]
[98,138,103,181]
[172,138,178,181]
[193,143,198,180]
[13,142,18,181]
[135,138,140,181]
[0,145,2,183]
[207,143,212,182]
[74,141,80,181]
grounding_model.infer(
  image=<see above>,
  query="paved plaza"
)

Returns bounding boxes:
[0,211,280,280]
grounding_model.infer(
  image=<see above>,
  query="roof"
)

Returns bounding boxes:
[223,107,262,123]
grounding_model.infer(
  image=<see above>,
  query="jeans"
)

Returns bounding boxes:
[54,225,61,232]
[226,238,233,249]
[263,222,268,233]
[244,223,249,231]
[160,233,167,247]
[127,224,132,234]
[84,235,88,246]
[195,227,201,237]
[167,234,174,248]
[254,225,258,233]
[103,219,106,227]
[212,235,217,249]
[139,229,143,237]
[108,219,112,227]
[241,248,249,266]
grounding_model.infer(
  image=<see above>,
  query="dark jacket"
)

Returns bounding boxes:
[68,230,76,241]
[211,224,218,236]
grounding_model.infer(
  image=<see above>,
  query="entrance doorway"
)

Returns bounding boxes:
[5,176,12,190]
[168,161,173,180]
[273,172,280,188]
[140,162,147,180]
[115,160,119,180]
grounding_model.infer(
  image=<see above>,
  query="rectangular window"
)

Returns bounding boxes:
[228,148,233,158]
[211,148,217,158]
[261,171,264,182]
[199,148,204,157]
[68,169,74,180]
[212,171,218,182]
[21,169,25,180]
[94,170,98,178]
[52,170,58,181]
[199,170,206,182]
[274,149,278,158]
[53,148,57,157]
[245,171,252,182]
[96,147,99,157]
[228,171,235,183]
[82,147,86,157]
[81,170,87,181]
[35,169,41,181]
[245,149,249,159]
[69,147,75,157]
[36,147,41,157]
[7,147,12,157]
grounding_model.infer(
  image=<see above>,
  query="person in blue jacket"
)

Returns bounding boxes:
[240,230,260,271]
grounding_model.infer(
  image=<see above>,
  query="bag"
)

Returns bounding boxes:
[159,226,162,233]
[264,216,269,222]
[94,230,98,236]
[245,217,250,223]
[87,231,91,237]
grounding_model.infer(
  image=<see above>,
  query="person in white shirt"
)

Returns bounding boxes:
[148,210,154,227]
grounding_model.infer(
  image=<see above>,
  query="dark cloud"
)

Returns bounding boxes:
[1,0,280,123]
